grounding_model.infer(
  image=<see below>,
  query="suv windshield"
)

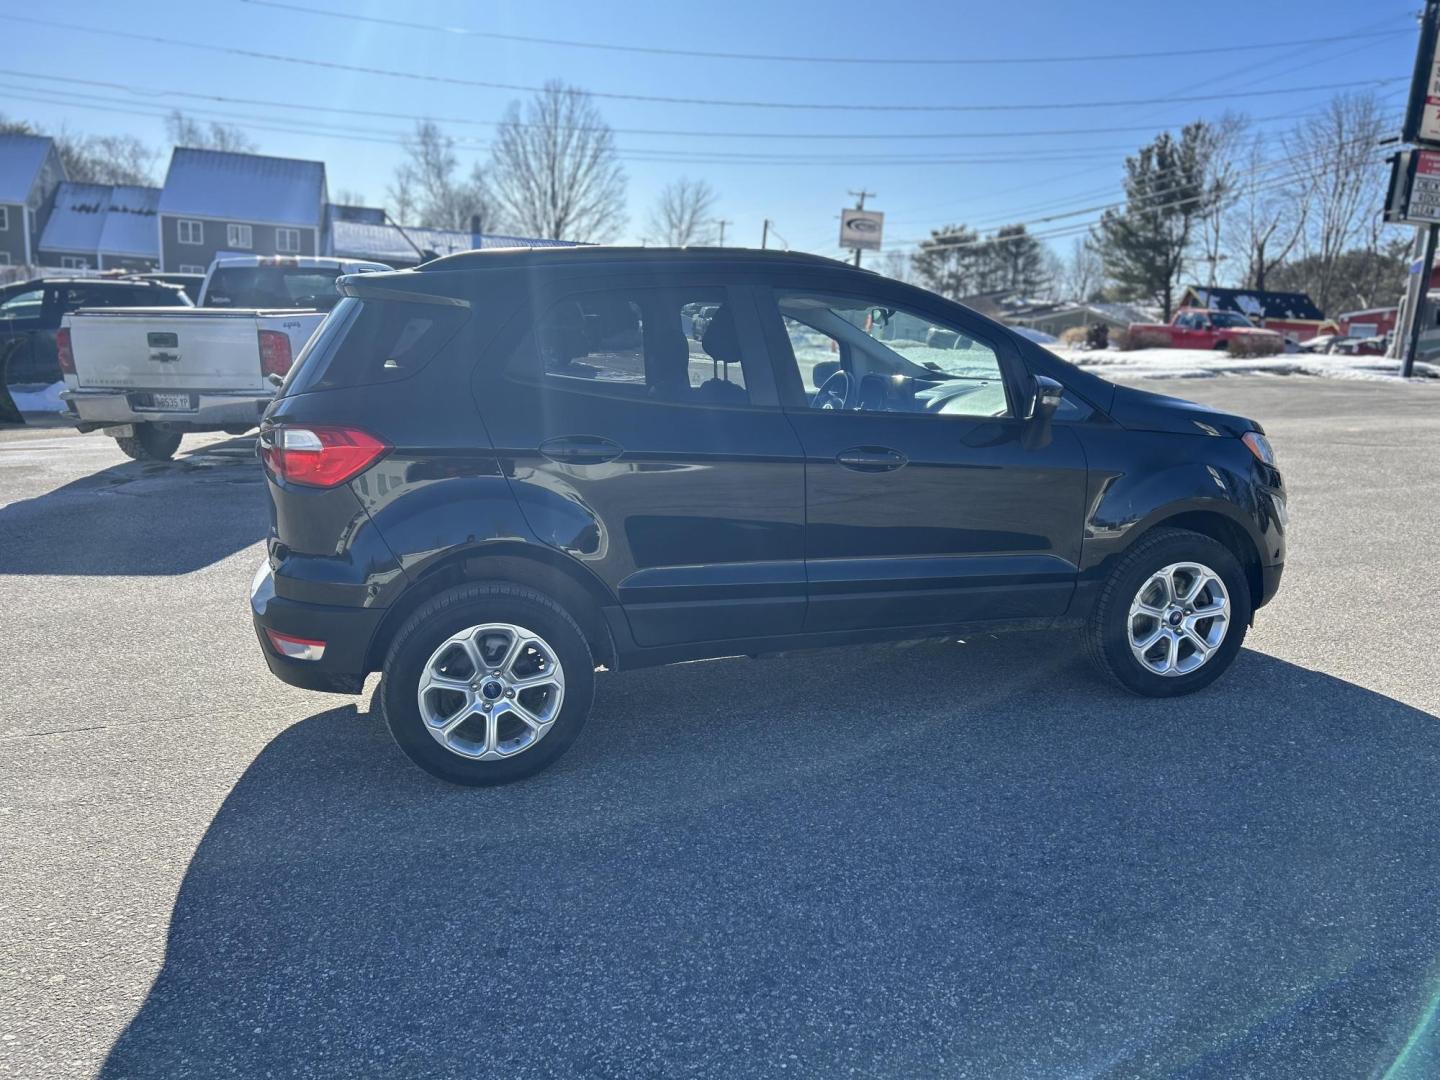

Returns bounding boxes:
[204,267,346,310]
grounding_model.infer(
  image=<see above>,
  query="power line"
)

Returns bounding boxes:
[239,0,1412,68]
[0,15,1408,113]
[0,66,1390,146]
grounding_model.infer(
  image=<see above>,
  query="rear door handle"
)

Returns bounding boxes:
[836,446,907,472]
[539,435,624,465]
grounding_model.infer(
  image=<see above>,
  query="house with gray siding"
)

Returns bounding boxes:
[36,183,162,271]
[0,133,66,268]
[157,148,326,272]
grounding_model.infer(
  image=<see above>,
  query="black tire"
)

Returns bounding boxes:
[1084,527,1251,697]
[115,424,183,461]
[1213,340,1229,351]
[381,582,595,786]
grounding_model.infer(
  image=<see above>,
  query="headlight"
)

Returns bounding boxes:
[1242,431,1276,466]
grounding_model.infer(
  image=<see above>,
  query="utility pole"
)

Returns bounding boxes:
[761,219,770,249]
[847,189,876,267]
[714,219,731,247]
[1405,223,1437,378]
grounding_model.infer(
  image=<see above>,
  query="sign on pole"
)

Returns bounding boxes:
[839,209,884,252]
[1405,1,1440,147]
[1384,149,1440,225]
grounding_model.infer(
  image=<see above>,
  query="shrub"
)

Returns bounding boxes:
[1225,334,1284,358]
[1059,326,1090,346]
[1119,327,1172,350]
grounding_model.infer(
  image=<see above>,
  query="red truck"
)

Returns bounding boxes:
[1127,308,1286,351]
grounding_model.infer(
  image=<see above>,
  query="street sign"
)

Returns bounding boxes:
[839,209,884,251]
[1405,1,1440,147]
[1411,151,1440,222]
[1387,149,1440,225]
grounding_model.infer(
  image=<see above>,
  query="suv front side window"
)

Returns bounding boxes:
[775,291,1011,419]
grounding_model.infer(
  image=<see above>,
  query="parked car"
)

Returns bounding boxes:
[138,272,205,304]
[1128,308,1285,351]
[0,276,191,385]
[251,247,1286,786]
[59,255,389,460]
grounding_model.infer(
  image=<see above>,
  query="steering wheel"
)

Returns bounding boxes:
[812,369,853,411]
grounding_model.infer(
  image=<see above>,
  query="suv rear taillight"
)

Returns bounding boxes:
[260,424,388,488]
[258,329,294,379]
[56,328,75,375]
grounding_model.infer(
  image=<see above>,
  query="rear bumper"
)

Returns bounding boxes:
[250,560,385,695]
[62,387,271,431]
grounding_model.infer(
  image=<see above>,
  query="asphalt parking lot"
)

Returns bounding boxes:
[3,376,1440,1079]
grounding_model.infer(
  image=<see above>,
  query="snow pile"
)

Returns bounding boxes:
[1048,347,1440,382]
[7,381,65,413]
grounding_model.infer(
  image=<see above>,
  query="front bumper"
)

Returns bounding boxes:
[251,560,385,695]
[62,387,271,431]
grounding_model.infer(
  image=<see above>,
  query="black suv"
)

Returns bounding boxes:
[252,248,1285,786]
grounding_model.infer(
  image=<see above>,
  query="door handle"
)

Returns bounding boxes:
[539,435,623,465]
[836,446,907,472]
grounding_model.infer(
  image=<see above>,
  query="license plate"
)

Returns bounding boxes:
[147,392,192,411]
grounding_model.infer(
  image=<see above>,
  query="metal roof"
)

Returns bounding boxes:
[37,183,162,258]
[37,182,112,252]
[158,148,325,227]
[0,133,55,204]
[98,185,162,256]
[1184,286,1327,322]
[328,220,576,263]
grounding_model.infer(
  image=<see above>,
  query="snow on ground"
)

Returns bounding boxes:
[1048,347,1440,382]
[8,381,65,413]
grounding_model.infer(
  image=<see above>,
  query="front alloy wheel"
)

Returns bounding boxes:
[1127,562,1230,676]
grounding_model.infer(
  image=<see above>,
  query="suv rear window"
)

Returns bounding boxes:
[282,296,469,395]
[204,267,347,310]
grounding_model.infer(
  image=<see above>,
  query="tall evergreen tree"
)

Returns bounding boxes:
[1094,122,1213,318]
[910,225,981,300]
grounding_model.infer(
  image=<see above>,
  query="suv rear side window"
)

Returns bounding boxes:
[508,287,752,405]
[282,296,469,395]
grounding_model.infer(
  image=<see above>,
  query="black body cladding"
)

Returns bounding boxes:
[250,247,1285,694]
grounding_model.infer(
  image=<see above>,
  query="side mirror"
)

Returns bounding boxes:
[1029,374,1064,421]
[1024,375,1063,450]
[811,360,841,389]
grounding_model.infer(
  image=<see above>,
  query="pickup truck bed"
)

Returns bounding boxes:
[61,307,324,434]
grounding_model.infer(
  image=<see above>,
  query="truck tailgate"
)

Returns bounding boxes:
[66,309,322,392]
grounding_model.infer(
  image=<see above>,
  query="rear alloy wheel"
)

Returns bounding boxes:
[382,582,594,785]
[1085,527,1250,697]
[114,423,182,461]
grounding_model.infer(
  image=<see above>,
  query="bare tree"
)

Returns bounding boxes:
[1063,236,1104,301]
[485,81,627,242]
[332,188,367,207]
[1285,92,1387,312]
[1193,112,1248,287]
[1227,138,1308,292]
[165,110,256,153]
[647,177,716,246]
[878,249,914,284]
[388,121,492,230]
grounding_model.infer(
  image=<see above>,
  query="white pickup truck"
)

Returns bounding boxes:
[59,255,389,460]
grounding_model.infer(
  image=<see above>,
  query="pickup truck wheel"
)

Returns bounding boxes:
[114,424,183,461]
[1213,341,1229,351]
[1084,527,1250,697]
[381,582,595,786]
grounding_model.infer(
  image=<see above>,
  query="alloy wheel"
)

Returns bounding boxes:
[1127,561,1231,677]
[416,623,566,759]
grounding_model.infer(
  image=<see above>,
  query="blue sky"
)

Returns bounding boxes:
[0,0,1419,258]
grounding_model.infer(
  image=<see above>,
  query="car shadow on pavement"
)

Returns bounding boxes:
[0,438,265,575]
[99,637,1440,1079]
